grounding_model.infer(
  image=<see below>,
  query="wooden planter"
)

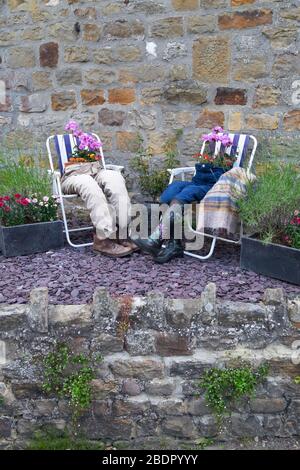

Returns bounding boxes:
[0,220,64,257]
[240,236,300,286]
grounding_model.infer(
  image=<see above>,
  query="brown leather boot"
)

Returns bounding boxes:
[93,236,133,257]
[118,239,140,252]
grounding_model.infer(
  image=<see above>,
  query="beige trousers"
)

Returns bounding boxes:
[61,168,131,239]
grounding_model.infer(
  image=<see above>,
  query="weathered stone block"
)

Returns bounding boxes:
[28,287,48,333]
[150,17,184,38]
[272,53,300,78]
[228,112,242,131]
[64,46,89,63]
[91,379,119,399]
[109,358,164,380]
[115,46,142,62]
[186,398,210,416]
[92,287,118,327]
[32,71,52,90]
[56,68,82,86]
[170,359,213,378]
[0,417,12,439]
[162,416,197,438]
[283,110,300,131]
[187,15,216,34]
[145,379,174,397]
[113,399,150,417]
[280,8,300,21]
[246,113,280,130]
[104,19,144,38]
[219,9,273,30]
[108,88,135,105]
[39,42,59,68]
[122,379,142,397]
[253,85,281,108]
[19,94,47,113]
[217,300,267,326]
[116,131,139,152]
[83,24,102,41]
[51,92,77,111]
[80,89,105,106]
[215,87,247,105]
[263,27,298,49]
[234,57,268,81]
[131,292,167,330]
[93,48,114,65]
[74,7,97,19]
[7,47,36,68]
[249,398,287,414]
[125,330,156,356]
[164,80,207,105]
[231,0,255,5]
[91,333,124,354]
[0,305,27,330]
[155,333,193,356]
[49,304,92,326]
[129,109,156,130]
[193,36,230,84]
[99,108,126,126]
[172,0,199,10]
[84,68,116,85]
[196,109,224,128]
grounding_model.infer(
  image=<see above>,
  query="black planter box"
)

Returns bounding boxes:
[0,220,64,257]
[241,236,300,286]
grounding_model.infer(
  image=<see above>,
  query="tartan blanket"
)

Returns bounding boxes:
[196,167,255,237]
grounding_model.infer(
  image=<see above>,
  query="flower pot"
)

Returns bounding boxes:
[0,220,64,257]
[240,236,300,286]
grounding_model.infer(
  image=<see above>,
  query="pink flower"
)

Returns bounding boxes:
[65,120,79,132]
[213,126,224,133]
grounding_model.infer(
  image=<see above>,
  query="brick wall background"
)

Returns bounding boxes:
[0,0,300,168]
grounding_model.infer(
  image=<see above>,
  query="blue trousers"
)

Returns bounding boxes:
[160,181,212,204]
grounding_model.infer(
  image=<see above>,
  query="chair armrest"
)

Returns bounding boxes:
[167,167,195,176]
[105,164,124,172]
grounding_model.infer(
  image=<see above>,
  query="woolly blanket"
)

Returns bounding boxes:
[196,167,255,237]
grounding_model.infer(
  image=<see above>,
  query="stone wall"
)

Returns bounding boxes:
[0,0,300,169]
[1,285,300,448]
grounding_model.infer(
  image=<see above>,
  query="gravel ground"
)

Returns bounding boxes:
[0,240,299,304]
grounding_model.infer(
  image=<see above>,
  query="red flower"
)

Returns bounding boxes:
[19,198,30,206]
[3,205,10,212]
[14,193,21,199]
[0,201,3,208]
[3,196,10,201]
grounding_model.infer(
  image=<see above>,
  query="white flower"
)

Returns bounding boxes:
[32,198,38,204]
[39,201,44,206]
[45,204,49,207]
[43,196,49,202]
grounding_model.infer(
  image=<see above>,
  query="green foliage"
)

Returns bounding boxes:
[199,363,269,421]
[194,437,215,450]
[0,154,52,198]
[0,396,4,407]
[130,132,181,201]
[237,163,300,245]
[294,376,300,385]
[27,428,105,451]
[42,344,102,422]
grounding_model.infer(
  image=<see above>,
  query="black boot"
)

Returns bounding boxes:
[131,237,162,256]
[154,239,184,264]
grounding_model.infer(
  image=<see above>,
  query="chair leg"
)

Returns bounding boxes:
[60,200,93,248]
[183,236,217,260]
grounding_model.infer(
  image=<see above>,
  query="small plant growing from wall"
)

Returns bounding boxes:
[130,131,182,202]
[42,343,102,425]
[198,362,269,425]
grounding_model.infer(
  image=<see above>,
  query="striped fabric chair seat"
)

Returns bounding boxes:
[53,134,81,175]
[209,133,251,168]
